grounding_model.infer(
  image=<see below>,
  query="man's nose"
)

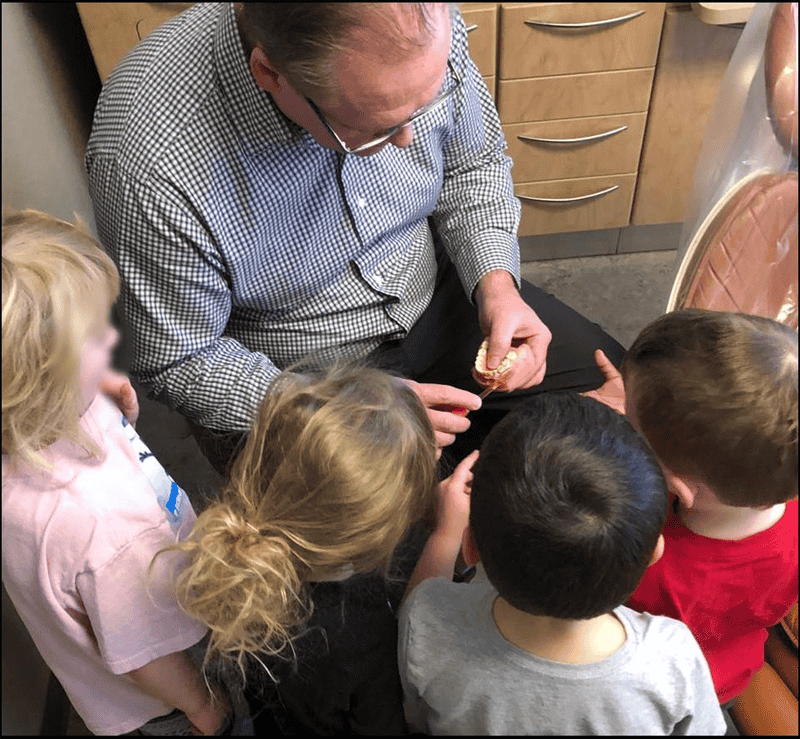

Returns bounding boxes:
[390,122,414,149]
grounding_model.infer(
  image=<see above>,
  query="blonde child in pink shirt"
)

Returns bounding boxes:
[2,209,229,735]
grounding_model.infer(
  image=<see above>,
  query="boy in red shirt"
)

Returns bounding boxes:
[588,309,797,727]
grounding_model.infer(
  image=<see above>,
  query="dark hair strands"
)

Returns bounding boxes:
[470,392,668,620]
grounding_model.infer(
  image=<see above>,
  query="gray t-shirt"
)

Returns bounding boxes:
[398,577,726,735]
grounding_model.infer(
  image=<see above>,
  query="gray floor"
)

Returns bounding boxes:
[52,248,678,735]
[523,248,679,349]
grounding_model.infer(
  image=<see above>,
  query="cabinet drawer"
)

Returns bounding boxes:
[504,112,646,182]
[462,4,498,78]
[498,3,665,79]
[516,173,636,235]
[497,68,653,123]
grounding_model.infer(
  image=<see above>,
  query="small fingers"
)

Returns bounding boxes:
[454,450,480,490]
[594,349,622,381]
[453,451,478,476]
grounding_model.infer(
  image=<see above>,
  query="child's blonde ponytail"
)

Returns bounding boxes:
[153,364,438,679]
[166,502,312,676]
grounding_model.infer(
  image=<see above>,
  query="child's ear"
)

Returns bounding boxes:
[648,534,665,566]
[665,470,697,509]
[461,525,481,566]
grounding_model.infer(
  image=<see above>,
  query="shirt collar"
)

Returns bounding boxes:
[213,3,312,155]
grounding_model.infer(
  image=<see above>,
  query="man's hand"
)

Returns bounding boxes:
[581,349,626,415]
[401,380,482,452]
[100,369,139,426]
[474,270,552,392]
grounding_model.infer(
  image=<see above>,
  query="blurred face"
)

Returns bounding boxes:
[251,5,453,157]
[79,318,119,413]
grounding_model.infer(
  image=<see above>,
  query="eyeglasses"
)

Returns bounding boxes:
[305,58,461,154]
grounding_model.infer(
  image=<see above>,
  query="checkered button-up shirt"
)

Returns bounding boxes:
[86,3,521,432]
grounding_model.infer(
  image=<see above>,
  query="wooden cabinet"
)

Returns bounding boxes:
[497,3,665,236]
[460,3,498,100]
[498,68,654,123]
[76,3,188,83]
[498,2,664,77]
[503,113,648,182]
[631,6,743,224]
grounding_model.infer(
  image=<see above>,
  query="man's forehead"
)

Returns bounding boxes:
[324,6,452,125]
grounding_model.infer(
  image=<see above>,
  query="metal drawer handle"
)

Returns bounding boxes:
[518,126,628,145]
[524,10,645,30]
[518,185,619,204]
[466,24,478,33]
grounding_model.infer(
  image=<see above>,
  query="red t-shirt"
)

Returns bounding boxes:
[627,498,798,704]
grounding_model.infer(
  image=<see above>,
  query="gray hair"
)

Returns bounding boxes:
[237,3,456,96]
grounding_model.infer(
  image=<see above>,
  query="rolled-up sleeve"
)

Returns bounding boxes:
[432,13,522,302]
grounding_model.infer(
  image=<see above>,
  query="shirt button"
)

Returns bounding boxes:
[374,273,384,286]
[357,197,367,209]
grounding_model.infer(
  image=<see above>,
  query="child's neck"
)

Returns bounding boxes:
[492,597,626,664]
[677,495,786,540]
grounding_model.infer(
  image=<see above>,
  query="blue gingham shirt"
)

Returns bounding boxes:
[86,3,521,432]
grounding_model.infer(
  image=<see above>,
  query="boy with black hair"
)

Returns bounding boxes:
[399,392,726,735]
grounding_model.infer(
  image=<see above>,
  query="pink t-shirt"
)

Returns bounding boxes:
[2,393,209,735]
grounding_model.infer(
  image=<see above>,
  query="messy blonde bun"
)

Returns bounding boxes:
[154,363,438,677]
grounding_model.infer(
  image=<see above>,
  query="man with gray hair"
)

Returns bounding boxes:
[86,3,624,477]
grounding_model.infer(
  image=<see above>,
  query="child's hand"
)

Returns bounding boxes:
[186,690,231,735]
[434,449,479,542]
[581,350,626,416]
[404,450,480,598]
[100,369,140,427]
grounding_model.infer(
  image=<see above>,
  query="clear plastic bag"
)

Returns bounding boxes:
[668,3,797,327]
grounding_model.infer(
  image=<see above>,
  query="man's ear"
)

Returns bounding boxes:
[461,525,481,567]
[250,47,282,93]
[649,534,665,566]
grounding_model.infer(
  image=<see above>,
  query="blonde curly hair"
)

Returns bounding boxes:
[2,208,119,475]
[153,363,438,678]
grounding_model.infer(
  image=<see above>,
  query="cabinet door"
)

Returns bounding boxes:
[77,2,188,83]
[498,68,653,123]
[460,4,498,78]
[632,7,741,225]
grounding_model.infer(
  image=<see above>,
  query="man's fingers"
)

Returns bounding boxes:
[406,380,482,412]
[494,343,547,391]
[485,331,515,371]
[429,408,471,438]
[435,430,457,448]
[510,343,544,387]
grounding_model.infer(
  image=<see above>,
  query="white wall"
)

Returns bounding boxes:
[2,3,102,733]
[2,2,98,231]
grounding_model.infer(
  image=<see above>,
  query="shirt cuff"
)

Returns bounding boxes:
[454,230,521,304]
